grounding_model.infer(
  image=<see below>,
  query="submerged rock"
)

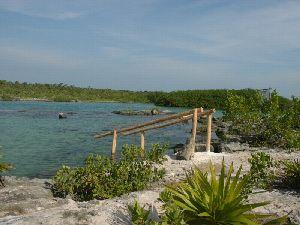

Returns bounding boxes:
[112,109,174,116]
[58,113,67,119]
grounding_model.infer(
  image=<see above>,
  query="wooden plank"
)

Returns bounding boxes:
[111,129,117,160]
[94,108,215,139]
[191,108,198,144]
[206,114,212,152]
[118,109,196,133]
[94,131,114,139]
[122,116,192,136]
[140,131,145,157]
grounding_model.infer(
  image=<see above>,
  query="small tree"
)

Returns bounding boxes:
[224,90,300,149]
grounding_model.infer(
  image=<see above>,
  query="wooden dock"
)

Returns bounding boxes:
[94,108,215,160]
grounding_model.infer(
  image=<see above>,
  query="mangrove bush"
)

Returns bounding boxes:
[224,90,300,149]
[52,144,167,201]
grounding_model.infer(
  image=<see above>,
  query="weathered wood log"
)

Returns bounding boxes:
[119,109,195,133]
[191,108,198,144]
[94,131,114,139]
[206,114,212,152]
[177,108,198,160]
[94,109,215,139]
[95,109,200,139]
[111,129,117,160]
[140,132,145,157]
[122,116,192,136]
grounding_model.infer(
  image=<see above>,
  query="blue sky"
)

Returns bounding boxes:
[0,0,299,97]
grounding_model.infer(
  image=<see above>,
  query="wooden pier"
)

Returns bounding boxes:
[94,108,215,160]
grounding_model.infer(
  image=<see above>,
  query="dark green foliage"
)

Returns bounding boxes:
[1,80,291,110]
[129,161,289,224]
[145,144,168,164]
[148,89,260,109]
[224,90,300,149]
[277,159,300,189]
[0,163,12,173]
[0,80,150,103]
[163,161,268,224]
[128,200,152,225]
[0,154,12,173]
[248,153,300,191]
[52,144,166,201]
[248,152,276,189]
[0,154,13,187]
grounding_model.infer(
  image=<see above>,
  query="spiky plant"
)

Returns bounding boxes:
[164,160,288,225]
[128,200,152,225]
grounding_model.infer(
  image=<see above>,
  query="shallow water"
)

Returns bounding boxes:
[0,101,221,178]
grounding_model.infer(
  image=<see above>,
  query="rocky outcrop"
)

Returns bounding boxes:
[0,152,299,224]
[58,113,67,119]
[112,109,173,116]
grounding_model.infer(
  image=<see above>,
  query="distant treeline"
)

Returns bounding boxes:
[0,80,150,103]
[148,89,293,109]
[0,80,292,109]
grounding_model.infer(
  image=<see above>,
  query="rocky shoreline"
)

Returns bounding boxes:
[0,151,299,225]
[112,108,174,116]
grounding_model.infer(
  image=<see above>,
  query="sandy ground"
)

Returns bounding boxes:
[0,151,299,225]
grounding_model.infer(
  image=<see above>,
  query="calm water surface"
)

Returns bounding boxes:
[0,101,213,178]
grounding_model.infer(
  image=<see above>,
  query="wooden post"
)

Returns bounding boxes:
[206,113,212,152]
[191,108,198,149]
[111,129,117,160]
[140,131,145,157]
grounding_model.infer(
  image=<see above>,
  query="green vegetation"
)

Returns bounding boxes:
[1,80,292,110]
[0,154,13,187]
[52,144,167,201]
[128,161,290,225]
[224,90,300,149]
[148,89,261,109]
[128,200,153,225]
[248,152,300,190]
[0,80,150,103]
[248,152,276,189]
[279,159,300,189]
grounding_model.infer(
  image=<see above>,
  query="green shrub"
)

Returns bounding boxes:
[248,152,276,189]
[224,91,300,149]
[145,144,168,164]
[248,153,300,191]
[128,200,152,225]
[52,144,166,201]
[277,159,300,189]
[0,162,12,173]
[0,94,14,101]
[0,154,13,187]
[128,199,186,225]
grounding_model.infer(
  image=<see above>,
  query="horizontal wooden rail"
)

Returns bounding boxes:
[122,116,192,136]
[95,109,197,139]
[94,107,215,160]
[94,108,215,139]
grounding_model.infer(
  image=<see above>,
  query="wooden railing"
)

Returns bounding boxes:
[94,108,215,160]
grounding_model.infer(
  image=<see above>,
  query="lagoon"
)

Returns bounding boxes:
[0,101,207,178]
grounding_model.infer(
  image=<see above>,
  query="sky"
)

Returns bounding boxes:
[0,0,299,97]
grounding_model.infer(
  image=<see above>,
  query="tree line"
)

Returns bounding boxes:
[0,80,293,109]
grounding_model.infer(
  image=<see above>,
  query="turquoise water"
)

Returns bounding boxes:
[0,101,203,178]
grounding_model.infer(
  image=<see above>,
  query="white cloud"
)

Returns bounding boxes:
[0,44,86,69]
[0,0,84,20]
